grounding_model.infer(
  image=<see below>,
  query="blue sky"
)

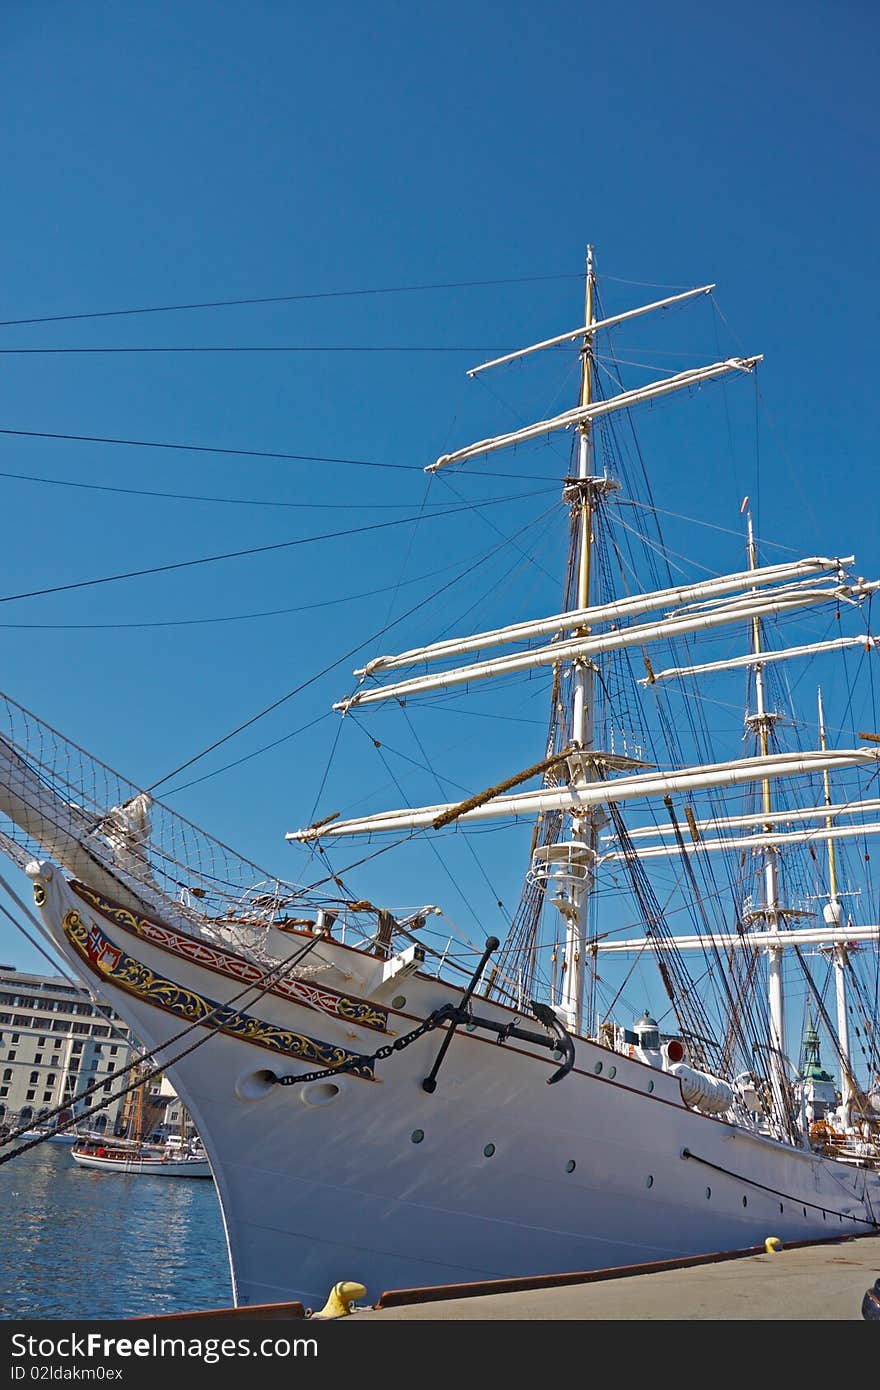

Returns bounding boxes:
[1,0,878,1054]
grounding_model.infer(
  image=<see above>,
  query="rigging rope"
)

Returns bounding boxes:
[0,427,547,481]
[0,466,550,513]
[0,271,583,330]
[0,496,540,608]
[680,1148,879,1228]
[148,507,555,792]
[0,890,329,1165]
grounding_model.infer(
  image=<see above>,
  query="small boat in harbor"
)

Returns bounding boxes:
[70,1140,212,1178]
[4,1122,102,1147]
[21,1128,82,1145]
[70,1063,213,1178]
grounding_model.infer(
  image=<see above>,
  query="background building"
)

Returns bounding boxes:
[0,963,134,1133]
[155,1074,198,1143]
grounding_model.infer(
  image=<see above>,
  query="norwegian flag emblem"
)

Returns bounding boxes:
[86,922,121,972]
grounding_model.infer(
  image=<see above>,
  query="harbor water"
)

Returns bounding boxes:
[0,1141,231,1318]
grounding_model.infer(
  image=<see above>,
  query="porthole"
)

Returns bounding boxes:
[301,1081,341,1107]
[646,1175,654,1189]
[391,994,407,1009]
[483,1143,496,1158]
[647,1079,655,1093]
[608,1065,617,1079]
[593,1061,603,1075]
[234,1068,276,1101]
[706,1187,711,1200]
[742,1195,748,1207]
[565,1159,576,1174]
[411,1129,424,1144]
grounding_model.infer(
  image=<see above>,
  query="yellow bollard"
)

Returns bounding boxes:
[764,1236,783,1254]
[314,1281,367,1318]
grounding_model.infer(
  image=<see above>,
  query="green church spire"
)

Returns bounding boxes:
[802,1011,835,1083]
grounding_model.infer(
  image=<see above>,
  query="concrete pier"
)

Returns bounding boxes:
[354,1234,880,1321]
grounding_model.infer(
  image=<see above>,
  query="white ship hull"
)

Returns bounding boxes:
[29,864,880,1308]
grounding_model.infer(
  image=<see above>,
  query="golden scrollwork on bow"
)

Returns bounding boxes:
[70,880,389,1033]
[61,908,375,1078]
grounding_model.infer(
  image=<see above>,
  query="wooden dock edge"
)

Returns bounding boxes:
[132,1300,306,1321]
[375,1229,880,1308]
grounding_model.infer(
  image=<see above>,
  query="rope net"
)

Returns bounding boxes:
[0,689,318,934]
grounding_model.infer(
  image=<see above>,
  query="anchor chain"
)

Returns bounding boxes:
[270,1011,444,1087]
[270,936,574,1090]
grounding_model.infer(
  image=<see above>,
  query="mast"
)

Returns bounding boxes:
[134,1067,145,1152]
[818,689,855,1113]
[746,513,788,1120]
[571,244,595,749]
[559,247,600,1034]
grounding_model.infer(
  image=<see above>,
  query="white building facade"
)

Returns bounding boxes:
[0,963,133,1133]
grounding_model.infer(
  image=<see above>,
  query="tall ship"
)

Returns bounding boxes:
[1,250,879,1306]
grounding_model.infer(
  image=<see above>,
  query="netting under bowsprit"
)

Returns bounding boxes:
[0,689,311,933]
